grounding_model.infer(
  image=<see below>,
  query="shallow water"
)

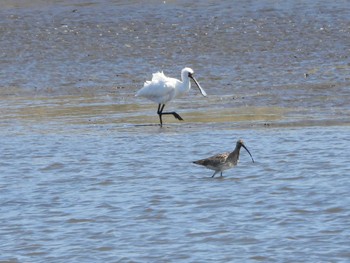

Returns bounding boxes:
[1,121,350,262]
[1,0,350,262]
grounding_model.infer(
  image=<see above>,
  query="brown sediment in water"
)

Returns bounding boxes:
[1,93,349,132]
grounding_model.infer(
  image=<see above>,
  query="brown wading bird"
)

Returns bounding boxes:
[193,139,255,177]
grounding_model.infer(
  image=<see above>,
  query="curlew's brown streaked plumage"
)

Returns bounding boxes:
[193,139,255,177]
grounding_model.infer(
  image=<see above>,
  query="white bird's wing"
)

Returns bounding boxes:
[136,71,178,104]
[151,71,168,83]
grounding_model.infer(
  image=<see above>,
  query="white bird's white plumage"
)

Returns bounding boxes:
[135,67,206,104]
[136,71,179,104]
[135,67,207,126]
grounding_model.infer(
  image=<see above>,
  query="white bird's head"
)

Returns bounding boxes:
[181,67,194,77]
[181,67,207,97]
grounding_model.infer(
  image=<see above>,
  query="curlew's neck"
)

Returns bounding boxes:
[227,144,241,164]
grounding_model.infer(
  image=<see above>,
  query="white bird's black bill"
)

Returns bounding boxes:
[190,76,207,97]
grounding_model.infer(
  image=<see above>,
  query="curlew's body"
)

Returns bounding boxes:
[135,67,207,127]
[193,139,255,177]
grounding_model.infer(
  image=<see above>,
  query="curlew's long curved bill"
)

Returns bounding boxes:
[242,144,255,163]
[190,76,207,97]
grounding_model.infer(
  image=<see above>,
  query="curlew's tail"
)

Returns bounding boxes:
[193,160,205,165]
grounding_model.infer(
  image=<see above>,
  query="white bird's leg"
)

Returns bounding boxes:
[157,104,184,127]
[157,104,165,127]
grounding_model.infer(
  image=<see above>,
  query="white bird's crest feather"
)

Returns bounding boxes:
[143,71,166,86]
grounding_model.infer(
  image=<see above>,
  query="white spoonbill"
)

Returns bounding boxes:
[135,67,207,127]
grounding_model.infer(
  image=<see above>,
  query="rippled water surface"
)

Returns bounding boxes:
[1,122,350,262]
[1,0,350,262]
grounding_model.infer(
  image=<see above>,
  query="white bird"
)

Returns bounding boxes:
[135,67,207,127]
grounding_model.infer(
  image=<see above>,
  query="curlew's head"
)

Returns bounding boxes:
[181,67,207,97]
[237,139,247,148]
[237,139,255,163]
